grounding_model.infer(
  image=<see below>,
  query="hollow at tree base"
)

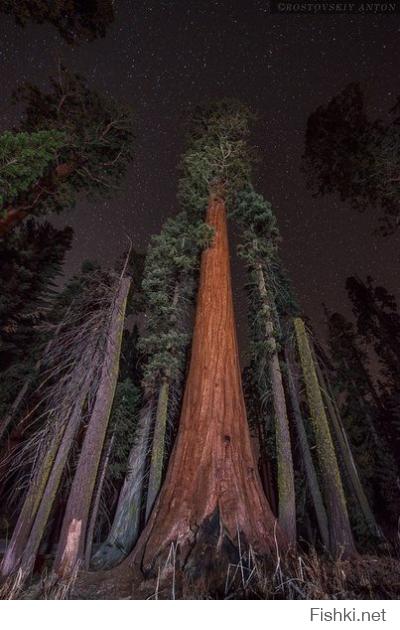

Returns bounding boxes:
[76,510,277,599]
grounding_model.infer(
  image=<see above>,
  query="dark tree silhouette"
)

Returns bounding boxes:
[303,83,400,234]
[1,1,115,43]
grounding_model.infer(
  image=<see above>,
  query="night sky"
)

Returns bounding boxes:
[1,1,399,350]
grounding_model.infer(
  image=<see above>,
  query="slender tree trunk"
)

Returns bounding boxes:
[293,317,355,558]
[256,263,296,546]
[92,400,155,569]
[313,354,381,538]
[22,372,93,573]
[54,276,131,578]
[145,378,170,520]
[0,425,63,577]
[19,366,97,576]
[145,283,181,521]
[284,345,330,551]
[127,196,283,581]
[85,434,115,569]
[0,376,33,445]
[1,360,97,578]
[256,416,277,516]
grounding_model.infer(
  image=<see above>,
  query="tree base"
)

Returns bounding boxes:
[21,552,398,601]
[90,543,127,570]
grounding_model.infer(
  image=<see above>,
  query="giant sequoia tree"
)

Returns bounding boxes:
[117,102,283,583]
[2,93,398,598]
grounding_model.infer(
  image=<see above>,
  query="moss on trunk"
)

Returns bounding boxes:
[256,264,296,547]
[0,425,63,577]
[314,356,380,539]
[293,317,355,558]
[20,366,97,575]
[54,276,131,578]
[284,346,330,551]
[145,378,170,520]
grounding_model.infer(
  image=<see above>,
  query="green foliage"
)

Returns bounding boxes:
[178,99,254,215]
[139,211,212,389]
[118,325,143,385]
[234,188,283,482]
[107,379,141,482]
[4,65,134,221]
[234,186,299,332]
[1,0,115,43]
[234,186,298,323]
[0,219,72,370]
[0,130,65,208]
[234,186,294,355]
[49,259,101,318]
[233,185,279,263]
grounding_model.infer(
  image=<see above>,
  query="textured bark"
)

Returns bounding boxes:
[284,346,330,551]
[145,283,181,521]
[85,434,115,569]
[128,196,283,578]
[256,264,296,546]
[256,414,277,516]
[1,363,96,577]
[293,317,356,558]
[0,426,63,577]
[54,276,131,577]
[92,400,155,569]
[314,355,380,538]
[145,378,170,520]
[20,367,96,576]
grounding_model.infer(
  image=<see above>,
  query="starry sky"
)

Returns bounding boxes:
[0,1,399,350]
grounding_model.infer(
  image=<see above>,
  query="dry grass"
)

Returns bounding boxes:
[2,549,399,600]
[0,568,27,600]
[83,542,400,600]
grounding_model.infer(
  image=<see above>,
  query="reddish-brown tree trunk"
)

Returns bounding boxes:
[129,196,283,579]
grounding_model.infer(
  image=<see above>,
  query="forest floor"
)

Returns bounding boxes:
[5,552,399,600]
